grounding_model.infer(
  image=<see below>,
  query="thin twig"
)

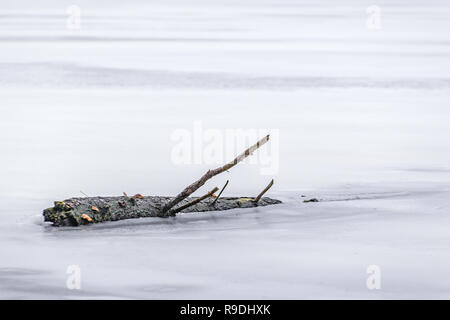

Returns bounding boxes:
[254,179,274,203]
[161,134,270,215]
[212,180,229,205]
[169,187,219,215]
[80,190,90,197]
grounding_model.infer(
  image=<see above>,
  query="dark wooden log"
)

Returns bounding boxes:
[43,195,282,227]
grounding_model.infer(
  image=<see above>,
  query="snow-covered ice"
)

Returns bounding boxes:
[0,0,450,299]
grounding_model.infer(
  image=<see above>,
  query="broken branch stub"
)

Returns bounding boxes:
[254,179,274,203]
[160,134,270,216]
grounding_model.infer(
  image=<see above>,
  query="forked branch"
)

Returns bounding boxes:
[169,187,219,215]
[161,134,270,216]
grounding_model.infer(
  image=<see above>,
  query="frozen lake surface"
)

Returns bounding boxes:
[1,0,450,299]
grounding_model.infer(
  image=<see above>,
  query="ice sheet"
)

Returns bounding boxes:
[0,0,449,299]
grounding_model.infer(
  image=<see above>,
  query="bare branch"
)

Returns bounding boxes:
[254,179,274,203]
[169,187,219,215]
[212,180,229,205]
[160,134,270,215]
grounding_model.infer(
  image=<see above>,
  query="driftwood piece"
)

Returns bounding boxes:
[43,134,281,227]
[43,195,282,227]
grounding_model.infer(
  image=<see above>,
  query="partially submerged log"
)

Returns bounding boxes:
[43,195,282,227]
[43,134,281,226]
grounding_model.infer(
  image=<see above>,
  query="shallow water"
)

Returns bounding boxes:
[1,0,450,299]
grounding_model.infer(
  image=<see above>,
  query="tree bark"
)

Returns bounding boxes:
[43,195,281,227]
